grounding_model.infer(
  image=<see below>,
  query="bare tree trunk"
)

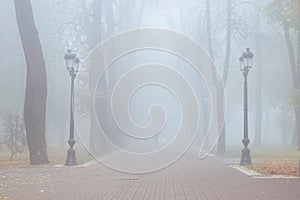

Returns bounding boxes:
[281,104,288,146]
[296,1,300,150]
[88,0,119,154]
[217,0,232,154]
[204,0,226,154]
[283,20,300,150]
[89,0,103,154]
[14,0,49,164]
[206,0,214,60]
[291,123,297,147]
[222,0,232,86]
[103,0,115,37]
[263,105,270,142]
[254,4,263,146]
[294,109,300,150]
[216,84,226,154]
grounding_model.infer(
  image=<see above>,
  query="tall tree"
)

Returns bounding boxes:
[205,0,226,154]
[205,0,214,60]
[297,0,300,150]
[215,0,257,152]
[89,0,103,154]
[265,0,300,150]
[222,0,232,86]
[14,0,49,164]
[253,0,263,146]
[218,0,233,154]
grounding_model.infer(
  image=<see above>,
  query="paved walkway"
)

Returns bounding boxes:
[0,151,299,200]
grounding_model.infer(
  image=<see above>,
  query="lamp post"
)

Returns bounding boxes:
[239,48,253,165]
[64,49,80,166]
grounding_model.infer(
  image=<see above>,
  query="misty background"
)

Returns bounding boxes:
[0,0,295,152]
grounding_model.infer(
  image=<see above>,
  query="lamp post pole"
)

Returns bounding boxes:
[239,48,253,166]
[65,49,80,166]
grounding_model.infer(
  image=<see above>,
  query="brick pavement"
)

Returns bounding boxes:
[0,151,299,200]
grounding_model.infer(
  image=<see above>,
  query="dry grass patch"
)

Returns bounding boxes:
[226,146,300,176]
[0,148,93,169]
[248,158,299,176]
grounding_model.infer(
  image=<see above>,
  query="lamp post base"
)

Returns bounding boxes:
[66,148,77,166]
[240,147,252,165]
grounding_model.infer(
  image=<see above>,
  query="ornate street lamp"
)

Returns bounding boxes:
[64,49,80,166]
[239,48,253,165]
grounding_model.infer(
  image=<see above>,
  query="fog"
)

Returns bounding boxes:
[0,0,295,159]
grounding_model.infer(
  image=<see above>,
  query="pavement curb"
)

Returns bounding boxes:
[229,165,299,179]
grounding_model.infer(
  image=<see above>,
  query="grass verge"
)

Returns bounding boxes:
[0,147,94,169]
[225,145,300,176]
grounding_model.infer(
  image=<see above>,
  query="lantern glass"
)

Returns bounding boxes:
[244,48,254,68]
[64,54,75,69]
[67,58,74,69]
[65,49,78,69]
[74,57,80,72]
[239,56,244,69]
[246,56,253,67]
[65,49,80,72]
[239,48,254,68]
[243,57,248,68]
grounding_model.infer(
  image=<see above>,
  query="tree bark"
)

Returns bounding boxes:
[222,0,232,86]
[254,3,263,146]
[103,0,115,36]
[281,104,288,146]
[204,0,226,154]
[296,0,300,150]
[217,0,232,154]
[89,0,103,154]
[283,22,297,87]
[216,83,226,154]
[14,0,49,164]
[283,19,300,150]
[204,0,227,154]
[206,0,214,60]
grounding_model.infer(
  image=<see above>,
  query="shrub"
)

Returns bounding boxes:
[0,112,27,160]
